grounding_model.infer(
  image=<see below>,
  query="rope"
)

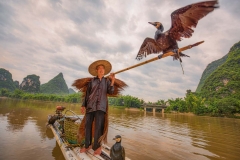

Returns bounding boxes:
[177,50,184,74]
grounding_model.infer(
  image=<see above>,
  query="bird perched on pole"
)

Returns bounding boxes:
[135,0,219,63]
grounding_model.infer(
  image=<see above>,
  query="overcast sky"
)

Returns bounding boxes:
[1,0,240,102]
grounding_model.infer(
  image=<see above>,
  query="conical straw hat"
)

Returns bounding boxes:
[88,60,112,76]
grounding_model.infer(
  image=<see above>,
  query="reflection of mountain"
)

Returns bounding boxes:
[52,141,65,160]
[0,98,56,137]
[0,98,74,160]
[6,108,32,131]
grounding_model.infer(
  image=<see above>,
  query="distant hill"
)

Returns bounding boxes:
[40,73,69,94]
[0,68,16,91]
[201,41,240,100]
[19,75,40,93]
[68,88,76,94]
[14,81,19,89]
[196,54,228,92]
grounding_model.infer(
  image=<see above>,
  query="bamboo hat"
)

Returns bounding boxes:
[88,60,112,76]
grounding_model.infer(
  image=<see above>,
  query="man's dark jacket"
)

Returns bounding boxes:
[82,77,114,113]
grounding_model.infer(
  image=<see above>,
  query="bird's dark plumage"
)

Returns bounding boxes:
[110,135,125,160]
[136,0,219,61]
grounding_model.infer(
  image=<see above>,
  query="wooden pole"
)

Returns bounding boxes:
[112,41,204,75]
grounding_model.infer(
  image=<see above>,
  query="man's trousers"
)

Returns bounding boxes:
[85,110,105,150]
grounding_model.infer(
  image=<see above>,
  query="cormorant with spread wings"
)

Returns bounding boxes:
[136,0,219,62]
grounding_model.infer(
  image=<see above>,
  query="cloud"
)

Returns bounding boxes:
[0,0,240,102]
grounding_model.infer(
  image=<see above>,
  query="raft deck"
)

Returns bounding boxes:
[49,115,130,160]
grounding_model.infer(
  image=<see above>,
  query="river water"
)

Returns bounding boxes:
[0,98,239,160]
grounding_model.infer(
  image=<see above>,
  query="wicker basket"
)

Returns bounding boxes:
[64,110,81,144]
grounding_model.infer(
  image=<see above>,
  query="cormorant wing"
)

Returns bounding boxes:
[168,0,219,41]
[136,37,162,60]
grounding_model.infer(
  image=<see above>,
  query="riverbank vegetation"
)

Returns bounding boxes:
[1,88,240,118]
[108,90,240,117]
[0,88,81,103]
[166,91,240,117]
[108,95,143,108]
[0,89,145,108]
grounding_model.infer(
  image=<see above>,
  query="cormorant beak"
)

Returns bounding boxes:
[148,22,156,26]
[113,137,121,142]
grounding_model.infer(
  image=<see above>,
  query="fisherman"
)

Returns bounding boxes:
[80,60,115,155]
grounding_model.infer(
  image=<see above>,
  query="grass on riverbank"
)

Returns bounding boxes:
[0,89,82,103]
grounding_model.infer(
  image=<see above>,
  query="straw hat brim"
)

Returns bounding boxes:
[88,60,112,76]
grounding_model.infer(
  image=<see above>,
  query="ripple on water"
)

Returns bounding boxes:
[108,111,240,160]
[1,100,240,160]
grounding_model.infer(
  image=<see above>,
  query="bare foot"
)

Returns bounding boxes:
[94,147,102,155]
[80,145,92,153]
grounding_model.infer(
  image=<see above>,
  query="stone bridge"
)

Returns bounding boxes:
[141,103,168,115]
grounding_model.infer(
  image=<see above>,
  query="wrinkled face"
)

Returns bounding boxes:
[96,65,105,76]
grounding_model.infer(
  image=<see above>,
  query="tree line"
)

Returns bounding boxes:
[108,90,240,117]
[166,90,240,117]
[1,88,239,117]
[0,88,81,103]
[108,95,144,108]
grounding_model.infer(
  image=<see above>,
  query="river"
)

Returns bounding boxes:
[0,98,239,160]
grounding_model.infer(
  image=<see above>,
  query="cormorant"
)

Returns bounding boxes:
[110,135,125,160]
[135,0,219,62]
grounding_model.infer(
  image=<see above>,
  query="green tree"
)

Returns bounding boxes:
[167,98,186,112]
[0,88,10,97]
[156,99,166,105]
[13,89,24,98]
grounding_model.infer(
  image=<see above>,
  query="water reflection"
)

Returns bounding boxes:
[52,141,65,160]
[0,98,240,160]
[46,126,54,139]
[6,108,32,131]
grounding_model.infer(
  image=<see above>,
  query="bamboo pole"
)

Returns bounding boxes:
[112,41,204,75]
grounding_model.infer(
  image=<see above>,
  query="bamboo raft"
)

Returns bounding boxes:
[47,110,130,160]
